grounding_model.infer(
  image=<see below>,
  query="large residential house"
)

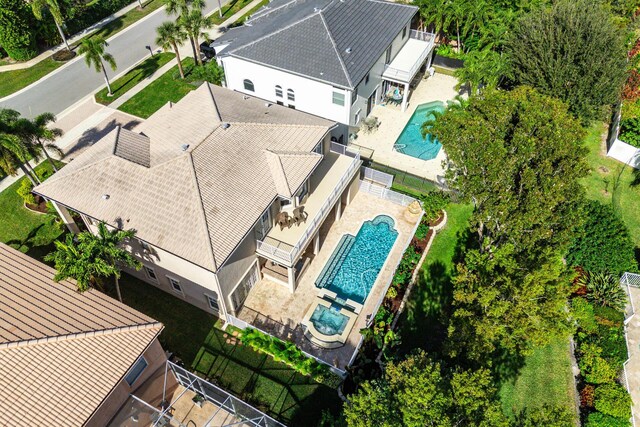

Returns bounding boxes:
[35,83,362,322]
[0,243,166,427]
[213,0,436,141]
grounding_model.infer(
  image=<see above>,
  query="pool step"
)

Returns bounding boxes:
[315,234,355,289]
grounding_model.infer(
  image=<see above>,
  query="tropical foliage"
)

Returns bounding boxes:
[78,37,117,96]
[0,0,37,60]
[577,272,628,311]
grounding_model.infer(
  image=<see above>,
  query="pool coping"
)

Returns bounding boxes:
[301,298,358,349]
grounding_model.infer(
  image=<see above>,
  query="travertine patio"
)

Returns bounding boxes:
[353,73,460,182]
[237,190,420,370]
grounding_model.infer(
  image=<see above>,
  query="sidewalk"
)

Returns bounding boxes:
[0,0,146,72]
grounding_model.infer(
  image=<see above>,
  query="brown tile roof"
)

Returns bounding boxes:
[0,244,163,427]
[35,84,335,272]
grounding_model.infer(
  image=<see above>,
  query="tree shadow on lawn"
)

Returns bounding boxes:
[5,221,64,263]
[108,55,167,97]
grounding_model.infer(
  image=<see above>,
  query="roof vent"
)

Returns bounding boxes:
[314,7,320,11]
[345,47,352,54]
[265,102,272,107]
[243,95,250,100]
[222,122,231,129]
[181,144,190,151]
[102,194,110,200]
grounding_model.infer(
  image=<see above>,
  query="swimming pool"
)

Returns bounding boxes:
[393,101,445,160]
[309,304,349,336]
[315,215,398,304]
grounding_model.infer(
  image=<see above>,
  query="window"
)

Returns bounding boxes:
[243,79,255,92]
[365,73,370,85]
[288,105,296,110]
[275,85,283,97]
[287,89,295,102]
[355,110,361,125]
[125,357,148,386]
[144,266,157,281]
[402,27,407,39]
[332,91,345,106]
[83,215,94,226]
[276,100,284,106]
[206,293,220,311]
[385,46,392,65]
[352,86,358,105]
[168,277,183,295]
[296,180,309,202]
[280,197,292,208]
[313,141,323,154]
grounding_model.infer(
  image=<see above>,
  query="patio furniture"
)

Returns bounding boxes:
[293,206,308,225]
[276,211,292,230]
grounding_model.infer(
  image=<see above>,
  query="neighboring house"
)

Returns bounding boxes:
[34,83,362,322]
[0,243,166,427]
[213,0,435,140]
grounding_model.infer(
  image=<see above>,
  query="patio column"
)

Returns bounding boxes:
[335,198,342,221]
[401,82,409,112]
[51,201,80,234]
[287,266,295,293]
[313,233,320,255]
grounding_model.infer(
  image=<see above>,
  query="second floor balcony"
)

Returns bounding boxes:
[383,30,436,84]
[256,144,361,267]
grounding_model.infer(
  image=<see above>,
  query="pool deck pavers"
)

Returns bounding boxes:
[353,73,461,182]
[237,190,420,370]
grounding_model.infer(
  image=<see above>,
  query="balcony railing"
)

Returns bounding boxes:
[256,147,361,266]
[383,30,435,83]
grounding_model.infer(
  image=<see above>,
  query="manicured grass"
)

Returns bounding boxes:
[0,161,66,261]
[210,0,254,25]
[499,338,577,421]
[397,202,473,354]
[580,122,640,245]
[118,58,198,118]
[94,52,175,105]
[0,58,64,98]
[113,274,342,425]
[229,0,269,26]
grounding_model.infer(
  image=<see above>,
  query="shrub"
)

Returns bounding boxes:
[573,297,598,334]
[579,343,619,384]
[594,383,632,419]
[619,117,640,148]
[577,271,628,311]
[585,411,630,427]
[0,0,37,60]
[567,200,638,275]
[415,221,429,241]
[386,286,398,299]
[419,191,449,222]
[580,384,596,407]
[16,179,35,205]
[185,61,225,85]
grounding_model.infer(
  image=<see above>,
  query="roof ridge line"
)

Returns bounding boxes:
[0,321,163,349]
[205,82,223,122]
[227,12,321,55]
[227,122,330,128]
[318,12,353,87]
[269,150,323,157]
[187,151,219,271]
[112,125,122,156]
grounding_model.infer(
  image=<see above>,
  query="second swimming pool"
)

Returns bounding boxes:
[393,101,445,160]
[315,215,398,304]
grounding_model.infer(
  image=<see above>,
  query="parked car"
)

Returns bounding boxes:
[200,41,216,60]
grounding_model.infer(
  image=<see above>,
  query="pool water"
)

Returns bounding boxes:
[315,215,398,304]
[310,304,349,336]
[394,101,445,160]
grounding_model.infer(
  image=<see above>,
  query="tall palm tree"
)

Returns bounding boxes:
[79,38,117,96]
[0,134,37,185]
[156,21,188,78]
[30,0,70,51]
[79,222,142,302]
[26,113,63,172]
[180,10,213,66]
[165,0,205,59]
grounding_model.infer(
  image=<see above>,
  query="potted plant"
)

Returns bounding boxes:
[192,393,204,408]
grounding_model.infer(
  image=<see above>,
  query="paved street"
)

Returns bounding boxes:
[0,0,228,118]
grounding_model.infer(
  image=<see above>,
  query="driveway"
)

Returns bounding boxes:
[0,0,229,118]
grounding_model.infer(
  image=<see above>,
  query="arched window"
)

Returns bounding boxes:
[275,85,283,97]
[287,88,295,102]
[243,79,255,92]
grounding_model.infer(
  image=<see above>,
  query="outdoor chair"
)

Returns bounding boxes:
[276,211,292,230]
[293,206,308,225]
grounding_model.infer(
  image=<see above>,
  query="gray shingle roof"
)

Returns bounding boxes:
[35,84,335,272]
[113,128,150,167]
[216,0,417,88]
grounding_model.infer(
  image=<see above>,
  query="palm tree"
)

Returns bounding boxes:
[0,133,38,185]
[45,234,103,292]
[30,0,70,51]
[79,38,117,96]
[79,222,142,302]
[180,10,213,66]
[165,0,205,59]
[577,271,627,310]
[27,113,63,172]
[156,21,188,78]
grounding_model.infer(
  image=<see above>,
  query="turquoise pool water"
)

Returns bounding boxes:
[315,215,398,304]
[394,101,445,160]
[310,304,349,336]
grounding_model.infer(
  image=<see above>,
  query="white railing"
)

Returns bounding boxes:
[358,180,415,206]
[383,31,435,83]
[361,166,393,188]
[256,152,362,266]
[330,141,360,158]
[621,272,640,427]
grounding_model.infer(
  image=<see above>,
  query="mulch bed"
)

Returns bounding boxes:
[25,196,48,214]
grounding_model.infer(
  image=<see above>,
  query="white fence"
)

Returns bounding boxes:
[358,180,416,206]
[621,272,640,427]
[608,139,640,170]
[361,166,393,188]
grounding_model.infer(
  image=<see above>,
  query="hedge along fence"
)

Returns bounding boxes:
[239,328,343,388]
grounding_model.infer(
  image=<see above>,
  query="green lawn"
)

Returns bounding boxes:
[210,0,254,25]
[118,58,198,118]
[94,52,175,105]
[0,58,64,98]
[580,122,640,245]
[397,202,473,354]
[0,161,66,261]
[113,274,342,425]
[228,0,269,26]
[499,338,577,421]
